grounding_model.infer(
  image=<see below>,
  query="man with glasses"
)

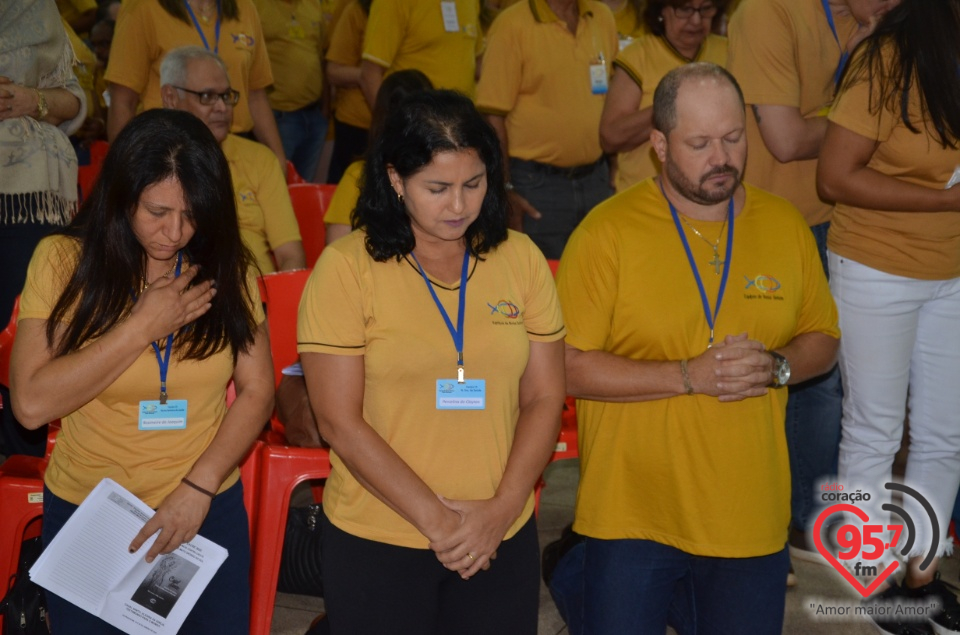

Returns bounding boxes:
[727,0,897,578]
[159,46,305,273]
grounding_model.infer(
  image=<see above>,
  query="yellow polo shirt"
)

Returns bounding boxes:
[106,0,274,133]
[827,46,960,281]
[558,179,839,556]
[476,0,618,168]
[610,0,646,49]
[326,0,371,130]
[20,236,264,508]
[362,0,482,99]
[323,159,362,226]
[222,134,302,274]
[298,230,565,548]
[726,0,858,227]
[612,34,727,191]
[253,0,324,112]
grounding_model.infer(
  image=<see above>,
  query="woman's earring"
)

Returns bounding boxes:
[658,14,664,22]
[397,192,404,204]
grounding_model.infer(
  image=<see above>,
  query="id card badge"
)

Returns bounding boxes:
[436,379,486,410]
[590,62,608,95]
[440,1,460,32]
[138,400,188,430]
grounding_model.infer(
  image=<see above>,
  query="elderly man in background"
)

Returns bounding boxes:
[160,46,305,273]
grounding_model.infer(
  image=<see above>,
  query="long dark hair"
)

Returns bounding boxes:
[159,0,239,24]
[839,0,960,149]
[356,90,509,262]
[48,109,259,361]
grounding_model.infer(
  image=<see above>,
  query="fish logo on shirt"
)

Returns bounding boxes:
[238,189,257,204]
[487,299,521,319]
[232,32,255,47]
[744,275,781,294]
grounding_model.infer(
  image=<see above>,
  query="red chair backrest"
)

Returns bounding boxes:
[286,161,306,185]
[258,270,312,387]
[288,183,336,268]
[0,296,19,390]
[77,140,110,203]
[547,259,560,277]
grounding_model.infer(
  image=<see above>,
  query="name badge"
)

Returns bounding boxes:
[440,1,460,32]
[138,400,188,430]
[590,63,608,95]
[436,379,486,410]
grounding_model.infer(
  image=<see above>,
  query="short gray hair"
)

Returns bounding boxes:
[652,62,744,135]
[159,46,229,88]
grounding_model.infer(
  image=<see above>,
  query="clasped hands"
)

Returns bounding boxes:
[685,332,774,402]
[427,495,516,580]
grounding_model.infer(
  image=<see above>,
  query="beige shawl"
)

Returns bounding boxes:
[0,0,87,225]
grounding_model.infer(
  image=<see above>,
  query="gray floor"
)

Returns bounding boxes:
[269,459,960,635]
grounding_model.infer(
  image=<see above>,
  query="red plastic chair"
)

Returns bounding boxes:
[77,139,110,203]
[0,296,16,393]
[286,160,306,185]
[249,270,331,635]
[257,270,312,388]
[288,183,336,268]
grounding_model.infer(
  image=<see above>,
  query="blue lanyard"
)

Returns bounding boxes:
[660,181,734,348]
[411,249,470,383]
[184,0,221,55]
[821,0,850,88]
[148,252,183,404]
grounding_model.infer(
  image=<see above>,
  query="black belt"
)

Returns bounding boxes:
[512,157,605,180]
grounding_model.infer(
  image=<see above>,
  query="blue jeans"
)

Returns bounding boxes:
[510,158,613,260]
[786,221,843,534]
[42,482,250,634]
[274,105,327,182]
[553,538,789,635]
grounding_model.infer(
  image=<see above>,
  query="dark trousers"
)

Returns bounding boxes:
[328,120,369,185]
[321,512,540,635]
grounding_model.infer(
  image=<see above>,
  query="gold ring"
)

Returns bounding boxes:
[467,553,475,561]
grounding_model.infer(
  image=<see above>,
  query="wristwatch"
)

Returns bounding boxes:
[34,89,48,121]
[769,351,791,388]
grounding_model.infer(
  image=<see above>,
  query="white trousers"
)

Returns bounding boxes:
[830,252,960,558]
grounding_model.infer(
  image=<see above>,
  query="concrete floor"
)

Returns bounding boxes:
[269,459,960,635]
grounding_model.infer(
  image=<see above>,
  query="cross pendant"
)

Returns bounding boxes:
[708,252,724,275]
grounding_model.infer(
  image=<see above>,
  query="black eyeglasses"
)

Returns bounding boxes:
[672,3,717,19]
[174,86,240,106]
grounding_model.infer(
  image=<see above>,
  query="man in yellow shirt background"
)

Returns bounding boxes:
[160,47,305,273]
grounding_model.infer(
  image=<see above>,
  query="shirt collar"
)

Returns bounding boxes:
[529,0,593,24]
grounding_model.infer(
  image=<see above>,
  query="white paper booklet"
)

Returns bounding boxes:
[29,478,228,635]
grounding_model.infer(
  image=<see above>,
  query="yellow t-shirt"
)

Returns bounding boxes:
[612,34,727,191]
[222,134,302,274]
[476,0,619,167]
[323,159,362,226]
[62,18,99,122]
[557,179,839,557]
[253,0,323,111]
[297,230,565,548]
[726,0,858,226]
[105,0,274,133]
[19,236,265,508]
[56,0,97,33]
[827,50,960,281]
[362,0,482,99]
[326,0,371,130]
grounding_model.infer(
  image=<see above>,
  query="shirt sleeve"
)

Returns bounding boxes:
[103,0,154,93]
[555,221,620,352]
[324,161,362,226]
[18,237,79,322]
[297,244,367,355]
[361,0,406,69]
[793,217,840,340]
[515,235,565,341]
[726,0,801,107]
[828,54,896,144]
[475,13,522,116]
